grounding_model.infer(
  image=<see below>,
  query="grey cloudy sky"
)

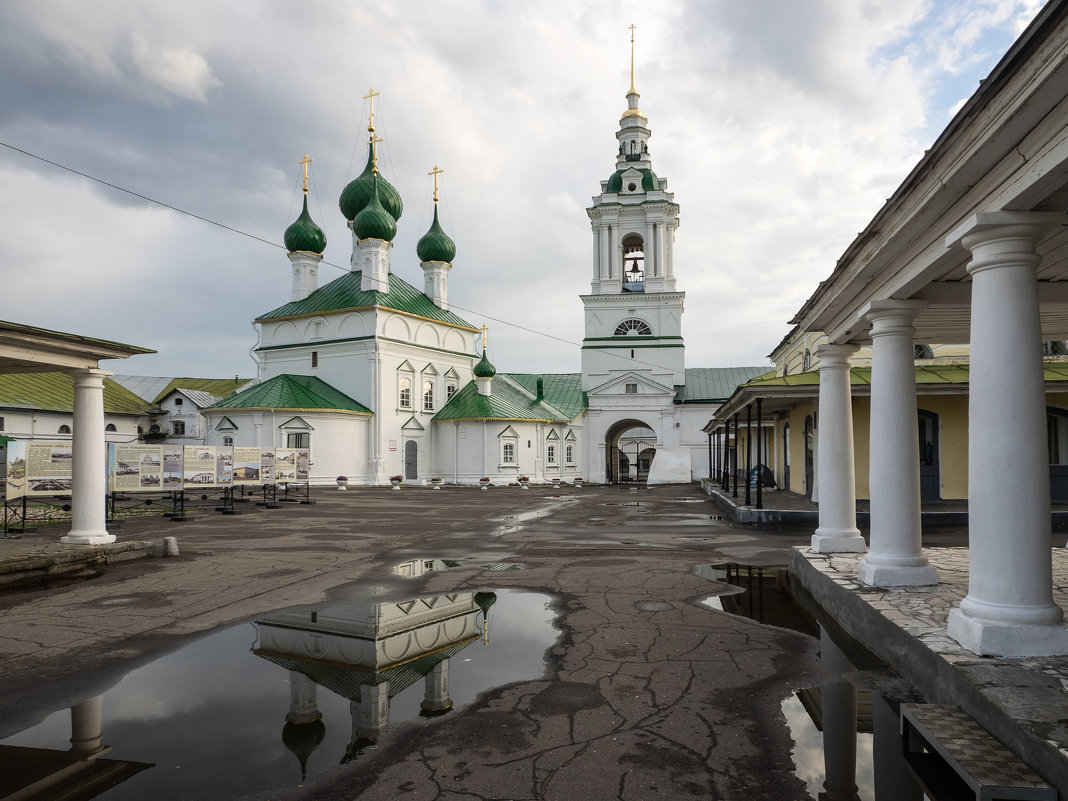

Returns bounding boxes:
[0,0,1046,380]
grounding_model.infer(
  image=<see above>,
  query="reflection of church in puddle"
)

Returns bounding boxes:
[253,588,496,777]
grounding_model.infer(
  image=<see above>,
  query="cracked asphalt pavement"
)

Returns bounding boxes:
[0,483,839,800]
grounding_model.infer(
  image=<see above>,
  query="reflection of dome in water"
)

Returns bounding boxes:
[474,591,497,616]
[282,718,326,781]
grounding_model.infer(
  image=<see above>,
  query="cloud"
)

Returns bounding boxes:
[130,35,221,103]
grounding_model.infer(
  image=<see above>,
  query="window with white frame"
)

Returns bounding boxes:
[105,424,117,432]
[625,383,638,394]
[566,444,574,463]
[399,376,412,409]
[287,432,309,448]
[223,436,234,447]
[502,442,515,463]
[423,381,434,411]
[172,421,185,435]
[58,424,71,434]
[547,444,557,464]
[447,383,457,401]
[498,426,519,467]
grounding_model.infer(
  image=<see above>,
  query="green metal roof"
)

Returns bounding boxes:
[152,377,253,404]
[674,366,774,402]
[742,363,986,388]
[0,372,159,415]
[433,373,587,423]
[284,194,327,254]
[606,168,661,193]
[256,270,477,331]
[205,374,371,415]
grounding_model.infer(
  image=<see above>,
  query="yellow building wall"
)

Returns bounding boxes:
[852,397,871,500]
[914,394,969,500]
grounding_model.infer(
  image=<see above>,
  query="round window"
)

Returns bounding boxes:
[627,182,637,191]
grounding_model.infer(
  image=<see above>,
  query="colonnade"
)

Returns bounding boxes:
[813,214,1068,656]
[61,367,115,546]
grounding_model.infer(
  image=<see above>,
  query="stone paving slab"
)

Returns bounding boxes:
[790,545,1068,796]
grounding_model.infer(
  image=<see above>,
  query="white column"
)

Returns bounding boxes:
[946,214,1068,656]
[357,682,390,739]
[286,671,321,724]
[62,368,114,545]
[599,224,609,281]
[663,219,675,278]
[811,344,865,552]
[421,659,453,712]
[858,301,937,587]
[819,629,859,801]
[645,221,657,277]
[591,226,600,285]
[69,695,107,757]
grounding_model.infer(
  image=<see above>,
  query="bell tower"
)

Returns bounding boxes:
[580,27,684,392]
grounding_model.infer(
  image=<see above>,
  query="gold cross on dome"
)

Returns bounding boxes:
[628,24,637,93]
[428,165,444,203]
[298,153,313,193]
[480,324,489,350]
[370,133,384,173]
[363,87,381,131]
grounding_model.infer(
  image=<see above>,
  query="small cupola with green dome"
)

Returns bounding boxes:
[287,154,326,302]
[353,177,397,242]
[474,326,496,397]
[420,165,455,311]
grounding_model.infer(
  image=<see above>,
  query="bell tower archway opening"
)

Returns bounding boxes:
[621,234,645,292]
[605,418,657,483]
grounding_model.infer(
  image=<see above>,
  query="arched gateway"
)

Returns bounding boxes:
[605,418,658,483]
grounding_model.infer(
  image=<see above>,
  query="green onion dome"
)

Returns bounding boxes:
[339,144,403,222]
[283,195,327,254]
[473,351,496,378]
[474,591,497,616]
[353,177,397,242]
[416,205,456,263]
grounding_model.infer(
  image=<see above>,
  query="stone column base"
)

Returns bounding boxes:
[858,558,937,588]
[811,531,866,553]
[61,531,116,545]
[948,607,1068,657]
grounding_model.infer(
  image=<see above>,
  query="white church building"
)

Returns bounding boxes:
[202,77,766,485]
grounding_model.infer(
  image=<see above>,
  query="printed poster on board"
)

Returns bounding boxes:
[232,447,262,486]
[183,445,218,488]
[274,449,309,483]
[5,440,72,499]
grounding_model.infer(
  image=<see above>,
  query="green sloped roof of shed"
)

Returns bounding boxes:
[205,374,371,415]
[433,373,587,423]
[674,366,775,402]
[257,271,476,331]
[152,377,253,404]
[0,372,159,415]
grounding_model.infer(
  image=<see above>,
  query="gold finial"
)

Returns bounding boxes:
[428,165,444,203]
[298,153,313,194]
[370,133,384,175]
[480,324,489,350]
[628,24,637,94]
[363,87,381,134]
[483,619,489,645]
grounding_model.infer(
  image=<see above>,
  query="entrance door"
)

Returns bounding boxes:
[803,415,814,499]
[404,440,418,480]
[917,410,940,501]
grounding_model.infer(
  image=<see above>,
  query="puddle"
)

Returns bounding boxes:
[696,562,934,799]
[392,557,526,577]
[1,588,558,800]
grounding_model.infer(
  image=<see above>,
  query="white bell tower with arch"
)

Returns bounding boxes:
[580,29,691,485]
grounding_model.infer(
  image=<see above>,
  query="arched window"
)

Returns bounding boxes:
[223,436,234,447]
[802,349,812,371]
[58,425,71,434]
[446,383,457,401]
[547,444,557,464]
[502,442,515,463]
[566,444,574,463]
[614,319,652,337]
[914,344,934,359]
[621,234,645,290]
[105,424,117,432]
[423,381,434,411]
[399,377,412,409]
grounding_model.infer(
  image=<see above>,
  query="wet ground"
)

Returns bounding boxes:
[0,484,962,799]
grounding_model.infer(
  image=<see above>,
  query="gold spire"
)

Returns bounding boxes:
[628,24,637,94]
[428,165,444,203]
[363,87,381,135]
[298,153,312,194]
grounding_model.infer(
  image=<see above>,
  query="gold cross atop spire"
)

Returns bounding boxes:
[370,133,384,175]
[363,87,381,135]
[298,153,313,194]
[428,165,444,203]
[480,324,489,350]
[628,24,637,93]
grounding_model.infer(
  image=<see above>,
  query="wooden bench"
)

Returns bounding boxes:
[901,703,1057,800]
